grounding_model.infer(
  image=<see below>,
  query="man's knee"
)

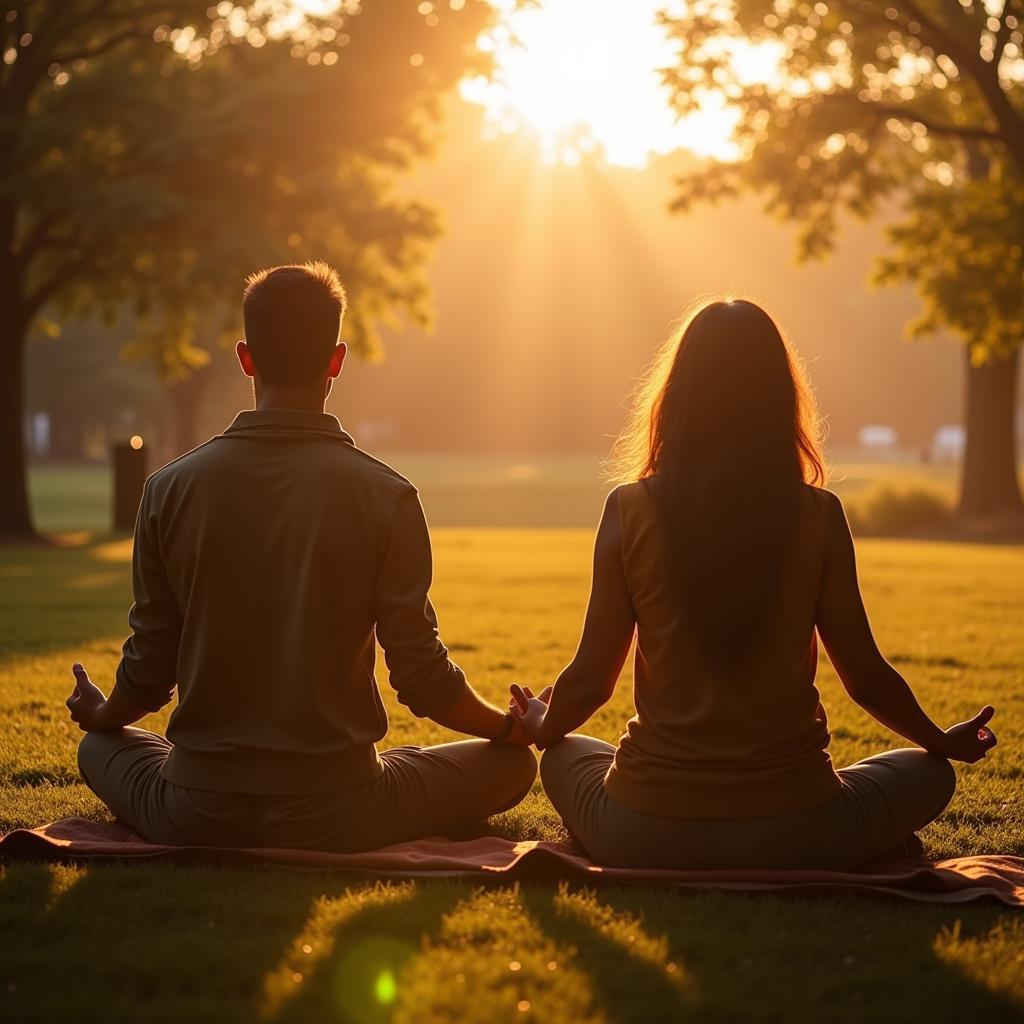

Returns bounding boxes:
[76,730,109,788]
[503,743,539,798]
[477,742,537,812]
[76,727,156,792]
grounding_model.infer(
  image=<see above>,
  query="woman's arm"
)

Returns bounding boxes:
[816,492,996,763]
[514,489,637,749]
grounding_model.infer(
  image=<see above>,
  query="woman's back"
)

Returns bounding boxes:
[517,298,987,869]
[604,480,842,819]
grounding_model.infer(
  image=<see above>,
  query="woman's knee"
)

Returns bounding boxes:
[924,753,957,813]
[869,747,957,819]
[540,734,613,787]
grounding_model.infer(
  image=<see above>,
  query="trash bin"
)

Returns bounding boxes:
[112,436,147,531]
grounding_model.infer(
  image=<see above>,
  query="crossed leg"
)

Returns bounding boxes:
[77,728,538,852]
[538,734,956,870]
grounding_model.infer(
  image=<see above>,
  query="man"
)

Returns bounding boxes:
[67,261,536,851]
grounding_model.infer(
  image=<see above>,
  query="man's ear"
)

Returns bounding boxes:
[327,342,347,380]
[236,340,257,378]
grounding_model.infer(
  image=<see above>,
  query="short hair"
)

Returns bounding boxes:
[242,261,347,386]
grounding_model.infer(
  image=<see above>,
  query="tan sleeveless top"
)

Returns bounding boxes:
[604,481,842,819]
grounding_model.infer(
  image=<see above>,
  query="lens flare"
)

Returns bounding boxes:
[374,969,397,1004]
[333,937,413,1023]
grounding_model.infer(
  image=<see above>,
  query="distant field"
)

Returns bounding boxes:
[27,456,965,533]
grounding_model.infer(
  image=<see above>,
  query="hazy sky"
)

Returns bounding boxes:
[322,98,979,454]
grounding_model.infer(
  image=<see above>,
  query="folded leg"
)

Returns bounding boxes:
[269,739,539,852]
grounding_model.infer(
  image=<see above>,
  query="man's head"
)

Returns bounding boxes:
[237,261,347,392]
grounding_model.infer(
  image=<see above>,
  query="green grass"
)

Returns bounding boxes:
[1,524,1023,1023]
[28,464,113,533]
[28,456,969,533]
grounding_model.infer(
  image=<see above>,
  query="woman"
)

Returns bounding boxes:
[510,299,996,870]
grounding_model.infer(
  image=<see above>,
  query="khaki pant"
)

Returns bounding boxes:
[78,727,537,852]
[541,736,957,870]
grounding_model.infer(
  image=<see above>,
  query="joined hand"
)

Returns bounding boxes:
[508,683,553,746]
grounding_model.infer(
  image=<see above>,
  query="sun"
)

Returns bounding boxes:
[461,0,778,169]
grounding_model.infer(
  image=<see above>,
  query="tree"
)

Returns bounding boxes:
[662,0,1024,522]
[0,0,490,539]
[875,160,1024,517]
[27,322,167,461]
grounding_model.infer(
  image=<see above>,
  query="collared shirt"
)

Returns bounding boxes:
[113,408,468,794]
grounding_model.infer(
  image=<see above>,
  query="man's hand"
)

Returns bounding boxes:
[503,716,535,747]
[65,663,109,732]
[508,684,553,746]
[934,705,998,764]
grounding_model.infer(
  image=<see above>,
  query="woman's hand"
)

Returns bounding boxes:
[508,684,553,746]
[935,705,997,763]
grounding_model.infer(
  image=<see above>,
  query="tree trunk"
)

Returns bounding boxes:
[0,312,34,538]
[958,346,1024,520]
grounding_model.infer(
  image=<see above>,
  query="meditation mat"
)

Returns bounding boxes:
[2,818,1022,906]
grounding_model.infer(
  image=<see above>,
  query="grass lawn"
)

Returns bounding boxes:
[27,455,966,532]
[2,458,1024,1024]
[2,515,1024,1019]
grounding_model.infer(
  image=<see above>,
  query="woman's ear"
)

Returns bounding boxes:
[327,342,348,380]
[236,340,257,378]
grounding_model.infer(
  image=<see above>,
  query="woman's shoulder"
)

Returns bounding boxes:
[608,478,659,514]
[799,482,843,515]
[610,478,653,498]
[798,485,849,552]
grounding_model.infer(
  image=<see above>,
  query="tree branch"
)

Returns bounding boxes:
[15,211,63,266]
[844,0,1024,174]
[51,25,155,66]
[847,0,972,66]
[828,95,1003,141]
[899,0,968,57]
[993,0,1020,65]
[23,243,104,318]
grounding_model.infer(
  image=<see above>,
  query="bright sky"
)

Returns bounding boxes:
[282,0,780,169]
[460,0,748,168]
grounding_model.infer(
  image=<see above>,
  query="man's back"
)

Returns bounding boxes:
[71,261,534,852]
[116,409,467,793]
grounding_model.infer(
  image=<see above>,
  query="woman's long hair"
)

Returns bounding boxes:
[610,299,826,676]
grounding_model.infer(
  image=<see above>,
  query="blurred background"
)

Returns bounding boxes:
[4,0,1023,536]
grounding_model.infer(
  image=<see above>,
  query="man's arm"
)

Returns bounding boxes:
[374,488,523,742]
[65,482,181,731]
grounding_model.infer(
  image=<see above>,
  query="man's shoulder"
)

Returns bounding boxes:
[340,444,418,500]
[143,437,222,497]
[143,433,417,504]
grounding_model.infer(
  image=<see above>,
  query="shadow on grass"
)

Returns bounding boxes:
[0,864,1021,1024]
[521,883,1023,1024]
[521,883,696,1019]
[0,862,466,1024]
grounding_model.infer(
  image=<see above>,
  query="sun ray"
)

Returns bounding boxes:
[461,0,779,168]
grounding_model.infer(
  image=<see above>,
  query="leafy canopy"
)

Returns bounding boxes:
[1,0,491,371]
[661,0,1024,357]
